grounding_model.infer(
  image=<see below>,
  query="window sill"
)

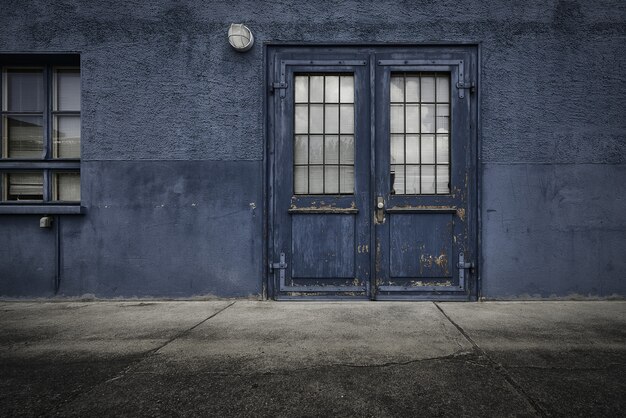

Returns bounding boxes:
[0,205,84,215]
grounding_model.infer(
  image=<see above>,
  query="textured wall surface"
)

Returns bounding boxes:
[0,0,624,298]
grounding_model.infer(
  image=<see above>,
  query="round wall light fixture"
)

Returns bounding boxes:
[228,23,254,52]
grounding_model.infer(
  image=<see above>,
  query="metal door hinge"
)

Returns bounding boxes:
[456,81,475,95]
[270,82,287,94]
[457,252,474,285]
[270,252,288,281]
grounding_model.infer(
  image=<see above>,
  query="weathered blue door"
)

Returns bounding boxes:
[268,46,477,300]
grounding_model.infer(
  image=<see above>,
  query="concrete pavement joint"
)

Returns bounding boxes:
[47,301,236,415]
[434,302,547,417]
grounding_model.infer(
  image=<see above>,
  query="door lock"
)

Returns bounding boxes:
[375,197,385,224]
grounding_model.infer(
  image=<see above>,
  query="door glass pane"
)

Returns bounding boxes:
[3,172,43,201]
[309,166,323,194]
[309,135,323,164]
[3,115,44,158]
[54,68,80,111]
[294,135,308,164]
[390,134,404,165]
[325,76,339,103]
[340,76,354,103]
[325,104,339,134]
[421,165,435,194]
[324,166,339,193]
[339,166,354,193]
[421,135,435,164]
[309,76,324,102]
[406,76,420,102]
[325,135,339,164]
[54,115,81,158]
[4,69,44,112]
[421,75,436,102]
[436,165,450,194]
[436,104,449,133]
[295,76,308,103]
[293,74,355,195]
[294,166,308,194]
[389,72,451,194]
[53,172,80,201]
[339,135,354,164]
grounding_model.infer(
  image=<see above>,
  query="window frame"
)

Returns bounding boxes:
[0,54,83,214]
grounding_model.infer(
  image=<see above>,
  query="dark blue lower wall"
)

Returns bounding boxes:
[0,160,264,298]
[482,163,626,298]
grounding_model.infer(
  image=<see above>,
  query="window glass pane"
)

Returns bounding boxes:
[406,76,420,102]
[309,76,324,103]
[3,115,43,158]
[421,135,435,164]
[406,135,419,164]
[390,72,451,195]
[340,76,354,103]
[390,134,404,165]
[309,104,323,134]
[436,75,449,103]
[436,165,450,194]
[339,135,354,164]
[421,104,435,133]
[4,172,43,201]
[324,166,339,193]
[55,68,80,111]
[293,74,354,195]
[295,104,308,133]
[391,165,404,195]
[421,165,435,194]
[324,76,339,103]
[436,104,449,133]
[339,104,354,134]
[436,135,449,164]
[294,166,308,194]
[406,165,420,194]
[390,76,403,103]
[325,104,339,134]
[295,76,308,103]
[390,104,404,134]
[405,104,419,133]
[54,115,81,158]
[294,135,308,164]
[309,166,323,194]
[309,135,323,164]
[4,69,44,112]
[421,75,436,102]
[325,135,339,164]
[339,166,354,194]
[53,172,80,201]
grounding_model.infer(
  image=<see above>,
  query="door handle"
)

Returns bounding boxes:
[375,196,385,224]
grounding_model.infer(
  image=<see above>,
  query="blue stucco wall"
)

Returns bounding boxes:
[0,0,624,298]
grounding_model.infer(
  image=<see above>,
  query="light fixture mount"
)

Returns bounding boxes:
[228,23,254,52]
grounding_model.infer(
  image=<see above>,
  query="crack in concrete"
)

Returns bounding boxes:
[48,301,236,415]
[434,302,548,418]
[506,363,626,372]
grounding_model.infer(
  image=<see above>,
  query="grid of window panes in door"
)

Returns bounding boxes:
[390,73,450,195]
[1,66,80,202]
[294,74,355,194]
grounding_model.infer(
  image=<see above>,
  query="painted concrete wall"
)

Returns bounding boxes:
[0,0,624,298]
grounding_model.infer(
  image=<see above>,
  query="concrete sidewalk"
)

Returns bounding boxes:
[0,301,624,417]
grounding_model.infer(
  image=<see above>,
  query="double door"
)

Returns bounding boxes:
[268,46,477,300]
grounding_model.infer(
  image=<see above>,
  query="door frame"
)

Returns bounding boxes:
[264,44,481,301]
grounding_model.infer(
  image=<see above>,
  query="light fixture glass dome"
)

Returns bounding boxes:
[228,24,254,52]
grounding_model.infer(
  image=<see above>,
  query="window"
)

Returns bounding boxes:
[0,55,81,212]
[390,72,450,195]
[293,74,355,195]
